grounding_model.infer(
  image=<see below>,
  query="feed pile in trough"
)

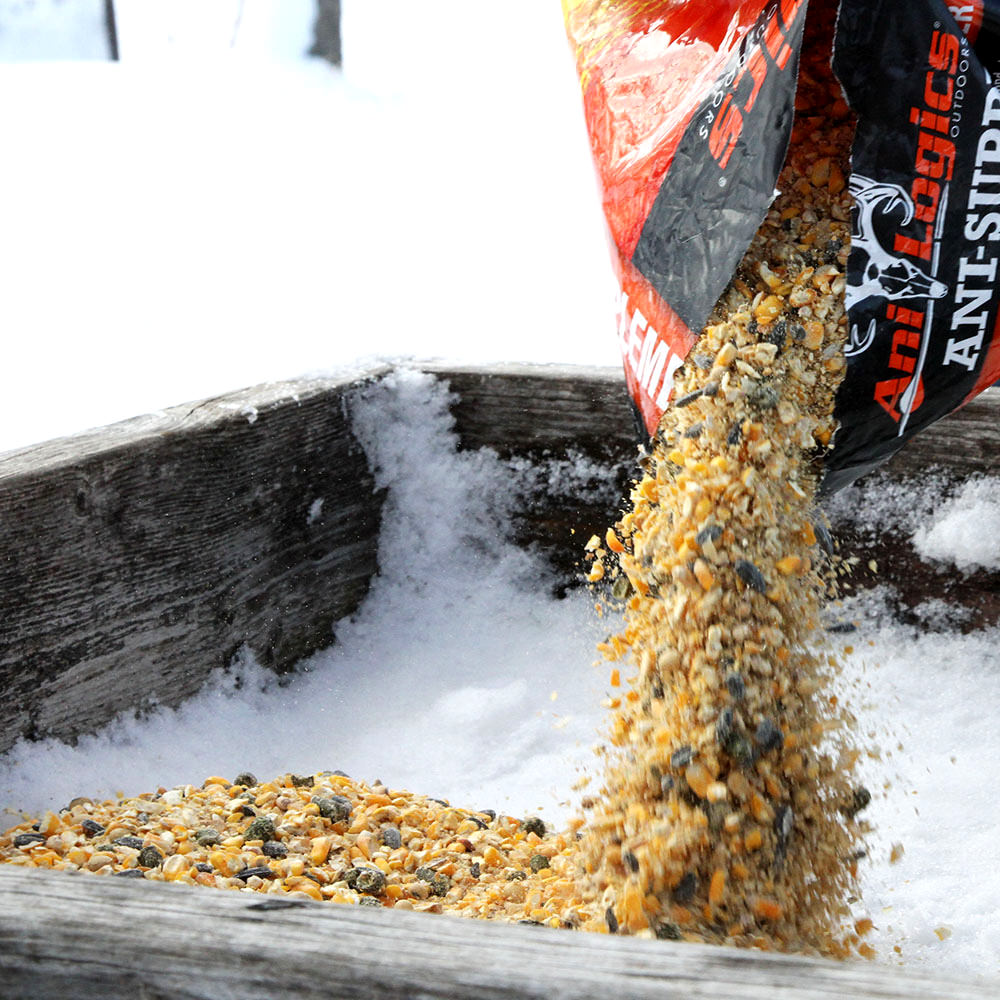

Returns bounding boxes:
[1,14,871,961]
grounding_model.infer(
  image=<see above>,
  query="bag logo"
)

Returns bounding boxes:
[845,174,949,360]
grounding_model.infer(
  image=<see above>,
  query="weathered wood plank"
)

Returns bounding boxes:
[423,363,999,479]
[419,362,639,460]
[0,366,994,757]
[0,368,391,756]
[0,866,994,1000]
[882,387,1000,478]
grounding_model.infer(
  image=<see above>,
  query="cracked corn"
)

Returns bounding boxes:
[577,40,870,956]
[0,772,596,927]
[0,24,870,959]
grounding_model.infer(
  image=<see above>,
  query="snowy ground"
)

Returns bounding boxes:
[0,0,616,454]
[1,2,999,984]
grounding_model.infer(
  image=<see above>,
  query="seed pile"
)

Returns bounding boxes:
[1,9,872,958]
[0,771,597,926]
[575,28,871,956]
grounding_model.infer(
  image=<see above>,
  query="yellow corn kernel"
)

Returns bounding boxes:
[753,897,783,921]
[310,836,332,865]
[693,559,715,591]
[685,762,713,799]
[776,555,803,575]
[828,160,846,195]
[727,771,751,800]
[38,811,61,837]
[715,342,737,367]
[745,828,764,851]
[755,295,783,325]
[67,846,90,867]
[162,854,191,881]
[709,868,726,904]
[802,321,824,349]
[209,850,232,874]
[809,157,831,187]
[706,782,728,803]
[605,528,625,554]
[750,792,774,824]
[483,845,503,867]
[620,883,646,932]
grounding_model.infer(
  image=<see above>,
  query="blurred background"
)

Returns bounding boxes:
[0,0,617,452]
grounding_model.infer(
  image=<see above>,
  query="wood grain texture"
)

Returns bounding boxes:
[419,362,639,460]
[0,866,994,1000]
[882,387,1000,477]
[0,368,391,755]
[0,365,995,756]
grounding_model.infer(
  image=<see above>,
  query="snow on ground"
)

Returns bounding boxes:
[912,479,1000,572]
[0,0,616,454]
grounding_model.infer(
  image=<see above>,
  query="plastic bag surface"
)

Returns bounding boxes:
[564,0,1000,491]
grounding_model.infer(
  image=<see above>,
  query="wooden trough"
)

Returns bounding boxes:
[0,363,997,999]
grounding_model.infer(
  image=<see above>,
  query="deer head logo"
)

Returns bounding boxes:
[844,174,948,356]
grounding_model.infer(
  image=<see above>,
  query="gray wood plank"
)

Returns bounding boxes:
[0,866,994,1000]
[0,368,391,756]
[419,362,639,460]
[0,365,994,757]
[422,363,998,478]
[883,387,1000,477]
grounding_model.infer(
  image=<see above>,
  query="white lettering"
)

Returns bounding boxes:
[984,85,1000,127]
[655,353,685,409]
[943,332,984,369]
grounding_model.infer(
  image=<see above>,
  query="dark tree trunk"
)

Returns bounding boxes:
[308,0,341,66]
[104,0,119,60]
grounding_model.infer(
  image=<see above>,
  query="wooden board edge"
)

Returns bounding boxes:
[0,364,395,481]
[0,866,994,1000]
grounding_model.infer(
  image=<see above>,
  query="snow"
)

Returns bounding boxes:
[0,0,616,455]
[912,478,1000,572]
[0,370,611,827]
[0,0,109,61]
[834,590,1000,974]
[826,470,1000,573]
[1,1,999,983]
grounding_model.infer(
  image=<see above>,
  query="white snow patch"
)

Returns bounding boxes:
[912,478,1000,572]
[0,0,110,61]
[837,619,1000,975]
